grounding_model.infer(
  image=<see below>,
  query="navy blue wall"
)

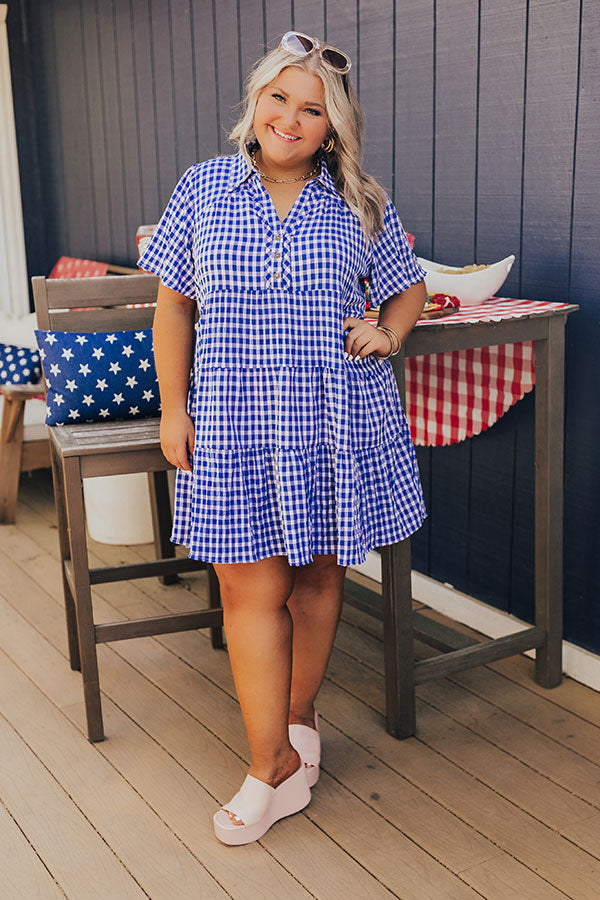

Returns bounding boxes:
[7,0,599,652]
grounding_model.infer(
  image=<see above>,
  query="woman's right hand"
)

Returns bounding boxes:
[160,408,195,471]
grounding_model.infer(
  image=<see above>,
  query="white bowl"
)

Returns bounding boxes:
[416,254,515,306]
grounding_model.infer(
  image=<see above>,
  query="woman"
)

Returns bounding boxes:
[138,31,427,846]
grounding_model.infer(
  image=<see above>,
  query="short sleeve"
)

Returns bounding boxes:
[368,197,426,308]
[137,166,196,299]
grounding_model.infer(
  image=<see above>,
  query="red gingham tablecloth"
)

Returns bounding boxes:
[397,298,570,447]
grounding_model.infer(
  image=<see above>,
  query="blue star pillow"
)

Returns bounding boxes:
[34,328,161,425]
[0,343,42,385]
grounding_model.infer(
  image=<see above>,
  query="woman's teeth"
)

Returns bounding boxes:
[271,126,300,141]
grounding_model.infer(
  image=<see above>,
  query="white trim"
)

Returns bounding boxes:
[0,3,29,317]
[350,552,600,693]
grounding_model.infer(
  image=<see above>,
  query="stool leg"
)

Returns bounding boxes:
[381,541,416,738]
[148,470,178,586]
[534,319,564,687]
[207,563,224,649]
[0,395,25,523]
[63,455,104,741]
[50,441,81,671]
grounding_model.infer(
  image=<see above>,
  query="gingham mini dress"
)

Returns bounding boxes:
[138,150,427,567]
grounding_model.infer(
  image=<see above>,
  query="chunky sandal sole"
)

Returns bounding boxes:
[289,710,320,788]
[213,763,311,846]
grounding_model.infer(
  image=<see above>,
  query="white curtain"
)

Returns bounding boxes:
[0,4,29,318]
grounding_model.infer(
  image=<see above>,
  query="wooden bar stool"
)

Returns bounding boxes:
[33,273,224,742]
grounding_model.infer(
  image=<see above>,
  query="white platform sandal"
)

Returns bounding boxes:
[288,710,321,788]
[213,761,311,845]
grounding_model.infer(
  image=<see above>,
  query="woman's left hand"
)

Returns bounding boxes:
[342,317,393,359]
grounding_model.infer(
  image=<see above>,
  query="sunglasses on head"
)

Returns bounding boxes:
[280,31,352,75]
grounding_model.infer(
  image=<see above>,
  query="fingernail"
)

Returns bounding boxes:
[343,351,348,359]
[348,354,354,361]
[354,354,360,362]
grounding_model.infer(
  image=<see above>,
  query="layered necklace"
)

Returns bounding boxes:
[250,148,320,184]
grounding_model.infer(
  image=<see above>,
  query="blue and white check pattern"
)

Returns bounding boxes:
[34,329,160,425]
[138,151,427,566]
[0,343,41,385]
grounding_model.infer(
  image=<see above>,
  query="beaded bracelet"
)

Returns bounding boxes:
[376,324,402,359]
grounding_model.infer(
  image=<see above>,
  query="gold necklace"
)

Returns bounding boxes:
[250,149,320,184]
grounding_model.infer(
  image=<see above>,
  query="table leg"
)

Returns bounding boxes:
[534,317,565,687]
[380,541,416,737]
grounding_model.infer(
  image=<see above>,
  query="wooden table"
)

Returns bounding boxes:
[373,302,578,738]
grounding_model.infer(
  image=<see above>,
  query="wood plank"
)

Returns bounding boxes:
[0,648,229,900]
[460,855,566,900]
[0,556,402,899]
[0,705,146,900]
[358,0,394,193]
[0,801,66,900]
[189,0,219,162]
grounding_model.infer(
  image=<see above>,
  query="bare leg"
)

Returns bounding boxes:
[213,554,301,825]
[287,553,346,751]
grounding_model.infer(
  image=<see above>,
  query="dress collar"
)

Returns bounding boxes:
[226,146,339,197]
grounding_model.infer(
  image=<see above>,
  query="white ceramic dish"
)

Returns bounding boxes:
[416,254,515,306]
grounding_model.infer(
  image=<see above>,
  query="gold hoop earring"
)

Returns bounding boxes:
[322,136,335,153]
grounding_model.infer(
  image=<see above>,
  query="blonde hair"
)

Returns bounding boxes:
[228,42,387,238]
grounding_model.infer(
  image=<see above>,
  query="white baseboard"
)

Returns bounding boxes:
[350,552,600,693]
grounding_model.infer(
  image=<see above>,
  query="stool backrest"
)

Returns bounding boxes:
[32,274,160,333]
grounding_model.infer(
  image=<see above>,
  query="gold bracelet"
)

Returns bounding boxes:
[376,325,402,359]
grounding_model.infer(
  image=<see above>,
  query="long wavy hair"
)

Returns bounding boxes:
[228,41,387,238]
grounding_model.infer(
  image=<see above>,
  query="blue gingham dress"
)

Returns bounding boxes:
[138,151,427,567]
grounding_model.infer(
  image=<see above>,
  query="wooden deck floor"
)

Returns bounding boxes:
[1,470,599,899]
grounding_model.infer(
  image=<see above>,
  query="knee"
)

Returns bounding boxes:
[214,556,295,611]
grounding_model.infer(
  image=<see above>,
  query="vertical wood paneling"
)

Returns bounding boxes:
[113,1,144,261]
[520,0,580,300]
[433,0,478,264]
[129,0,161,225]
[148,0,178,199]
[393,0,434,253]
[213,0,241,152]
[190,0,219,161]
[466,0,527,611]
[292,0,325,37]
[170,1,197,174]
[325,1,358,80]
[239,0,266,86]
[562,0,600,652]
[357,0,394,193]
[427,0,480,595]
[12,0,600,653]
[263,0,293,50]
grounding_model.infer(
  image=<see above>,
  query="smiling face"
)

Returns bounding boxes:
[253,66,329,176]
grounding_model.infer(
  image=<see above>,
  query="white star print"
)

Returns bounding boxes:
[61,348,74,361]
[142,389,154,401]
[129,406,139,415]
[109,362,121,374]
[92,347,104,360]
[96,378,108,390]
[99,408,109,418]
[45,334,57,345]
[113,393,124,405]
[126,375,138,388]
[54,394,65,406]
[67,409,80,420]
[105,334,117,343]
[46,405,51,416]
[121,344,134,357]
[38,348,46,360]
[134,331,145,341]
[66,379,77,392]
[79,363,91,376]
[138,358,151,371]
[50,363,61,376]
[82,394,94,406]
[75,335,88,345]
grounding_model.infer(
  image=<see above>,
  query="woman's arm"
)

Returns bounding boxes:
[153,282,197,470]
[343,279,427,359]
